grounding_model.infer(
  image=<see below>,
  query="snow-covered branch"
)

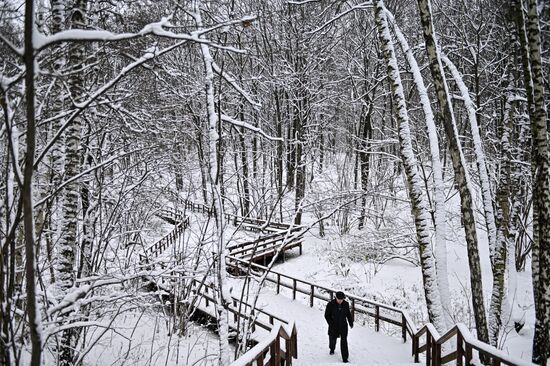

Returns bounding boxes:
[221,114,282,141]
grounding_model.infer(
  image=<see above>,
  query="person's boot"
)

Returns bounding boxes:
[329,350,334,355]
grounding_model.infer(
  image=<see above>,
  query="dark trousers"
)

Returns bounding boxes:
[329,334,349,361]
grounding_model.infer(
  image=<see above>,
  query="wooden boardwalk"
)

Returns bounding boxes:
[139,201,530,366]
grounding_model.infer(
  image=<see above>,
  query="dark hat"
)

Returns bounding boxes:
[336,291,345,300]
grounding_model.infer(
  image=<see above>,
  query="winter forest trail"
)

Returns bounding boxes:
[145,204,416,365]
[251,287,414,365]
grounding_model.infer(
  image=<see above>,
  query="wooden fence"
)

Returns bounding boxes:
[190,278,298,366]
[228,323,298,366]
[182,199,297,233]
[226,256,531,366]
[139,216,189,264]
[143,201,531,366]
[227,227,305,262]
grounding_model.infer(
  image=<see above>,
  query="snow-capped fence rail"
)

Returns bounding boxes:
[138,216,189,264]
[227,227,305,263]
[182,199,306,262]
[191,279,290,332]
[182,199,296,233]
[154,207,186,224]
[226,256,532,366]
[413,323,533,366]
[228,323,298,366]
[189,278,298,365]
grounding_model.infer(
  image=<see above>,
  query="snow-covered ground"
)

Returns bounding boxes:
[82,310,230,366]
[250,286,414,365]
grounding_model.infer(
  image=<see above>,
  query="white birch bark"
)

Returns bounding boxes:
[524,0,550,362]
[375,0,446,333]
[192,2,232,364]
[415,0,490,345]
[488,94,514,347]
[441,55,497,263]
[386,9,450,330]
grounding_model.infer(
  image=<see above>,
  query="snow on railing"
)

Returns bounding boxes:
[226,255,534,366]
[229,322,297,366]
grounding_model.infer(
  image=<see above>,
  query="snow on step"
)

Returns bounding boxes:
[253,289,413,365]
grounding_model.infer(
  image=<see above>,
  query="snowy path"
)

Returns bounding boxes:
[251,286,415,365]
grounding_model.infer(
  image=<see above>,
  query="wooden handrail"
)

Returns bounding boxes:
[139,216,189,264]
[189,277,298,365]
[226,255,533,366]
[191,279,289,330]
[228,322,298,366]
[152,201,533,366]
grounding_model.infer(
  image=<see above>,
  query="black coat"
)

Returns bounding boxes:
[324,299,353,336]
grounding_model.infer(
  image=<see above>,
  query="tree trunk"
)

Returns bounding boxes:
[375,0,446,333]
[387,10,451,329]
[194,4,232,364]
[489,95,514,347]
[515,0,550,363]
[415,0,490,347]
[58,1,88,364]
[23,1,43,364]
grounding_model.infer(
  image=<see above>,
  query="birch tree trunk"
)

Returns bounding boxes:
[387,10,450,329]
[375,0,446,333]
[193,3,232,364]
[489,95,514,347]
[57,1,88,364]
[515,0,550,363]
[441,56,497,265]
[415,0,490,346]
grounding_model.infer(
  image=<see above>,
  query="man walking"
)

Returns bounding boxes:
[324,291,354,363]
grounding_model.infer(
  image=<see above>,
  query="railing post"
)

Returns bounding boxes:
[285,337,292,365]
[413,335,419,363]
[351,298,355,322]
[205,286,209,307]
[426,334,431,366]
[465,344,472,366]
[456,331,463,366]
[293,279,297,300]
[275,334,281,366]
[375,305,380,332]
[402,313,407,342]
[310,285,314,307]
[277,274,281,294]
[432,341,440,366]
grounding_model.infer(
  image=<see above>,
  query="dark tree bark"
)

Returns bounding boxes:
[23,1,43,364]
[415,0,490,347]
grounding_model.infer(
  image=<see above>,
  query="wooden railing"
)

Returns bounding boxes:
[226,256,532,366]
[412,323,532,366]
[148,201,532,365]
[155,208,186,224]
[228,323,298,366]
[228,227,305,262]
[190,278,298,365]
[182,199,296,234]
[227,255,410,338]
[191,279,289,332]
[139,216,189,264]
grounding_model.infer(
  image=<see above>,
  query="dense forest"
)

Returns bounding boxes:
[0,0,549,365]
